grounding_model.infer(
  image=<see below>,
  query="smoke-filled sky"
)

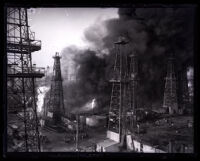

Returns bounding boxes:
[33,6,195,112]
[28,8,118,67]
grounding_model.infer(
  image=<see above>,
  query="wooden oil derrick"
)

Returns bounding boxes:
[163,54,178,114]
[46,52,65,126]
[7,8,44,152]
[177,67,190,114]
[107,36,132,149]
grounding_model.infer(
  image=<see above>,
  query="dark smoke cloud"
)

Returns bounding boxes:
[60,45,84,83]
[121,7,195,107]
[83,19,107,52]
[81,7,195,108]
[60,46,111,112]
[52,6,195,113]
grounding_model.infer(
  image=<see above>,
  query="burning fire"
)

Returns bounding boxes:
[91,98,96,109]
[82,98,96,111]
[71,98,97,113]
[187,67,194,97]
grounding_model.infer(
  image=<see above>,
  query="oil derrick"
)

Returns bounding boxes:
[177,67,190,113]
[129,52,139,130]
[7,8,45,152]
[163,54,178,114]
[107,36,130,149]
[46,52,65,126]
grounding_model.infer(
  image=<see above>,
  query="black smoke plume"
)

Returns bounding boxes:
[60,46,111,113]
[82,6,195,108]
[46,6,195,113]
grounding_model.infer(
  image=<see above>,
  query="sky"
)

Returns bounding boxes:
[28,8,118,68]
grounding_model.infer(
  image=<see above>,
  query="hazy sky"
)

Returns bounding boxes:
[28,8,118,67]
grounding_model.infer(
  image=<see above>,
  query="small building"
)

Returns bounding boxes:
[126,135,166,153]
[107,130,120,143]
[96,139,119,152]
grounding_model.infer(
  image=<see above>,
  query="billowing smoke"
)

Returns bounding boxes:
[119,7,195,107]
[48,6,195,113]
[80,7,194,108]
[60,45,84,83]
[83,18,108,53]
[60,47,111,113]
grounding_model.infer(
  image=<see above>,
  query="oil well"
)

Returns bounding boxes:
[6,8,193,153]
[44,52,65,129]
[96,36,193,153]
[7,8,45,152]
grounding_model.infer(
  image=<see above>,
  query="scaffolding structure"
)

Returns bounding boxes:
[107,37,134,148]
[129,52,139,129]
[7,8,45,152]
[163,54,178,114]
[45,52,65,126]
[177,67,190,113]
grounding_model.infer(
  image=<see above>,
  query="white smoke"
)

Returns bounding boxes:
[37,86,50,113]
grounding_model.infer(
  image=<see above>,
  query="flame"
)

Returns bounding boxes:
[187,67,194,97]
[91,98,96,109]
[71,98,97,114]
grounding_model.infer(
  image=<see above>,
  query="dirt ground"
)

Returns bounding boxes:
[41,126,107,152]
[135,115,193,152]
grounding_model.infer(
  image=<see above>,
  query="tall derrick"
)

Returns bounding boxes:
[46,52,65,126]
[7,8,44,152]
[177,67,190,113]
[129,52,139,129]
[163,54,178,114]
[107,36,131,148]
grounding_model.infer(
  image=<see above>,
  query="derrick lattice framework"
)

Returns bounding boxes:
[107,37,138,147]
[163,55,178,114]
[7,8,44,152]
[177,67,190,111]
[129,52,139,129]
[46,52,65,125]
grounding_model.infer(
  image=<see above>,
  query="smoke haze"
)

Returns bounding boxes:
[45,6,195,112]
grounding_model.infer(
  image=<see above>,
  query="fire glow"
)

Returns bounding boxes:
[91,98,96,109]
[82,98,96,111]
[71,98,97,114]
